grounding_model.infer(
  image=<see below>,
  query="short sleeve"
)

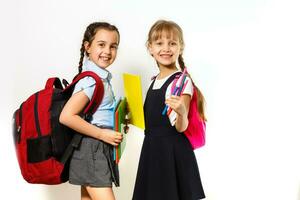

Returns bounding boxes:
[72,77,96,100]
[181,77,193,97]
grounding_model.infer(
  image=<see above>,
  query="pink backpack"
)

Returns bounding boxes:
[163,70,206,150]
[184,87,206,149]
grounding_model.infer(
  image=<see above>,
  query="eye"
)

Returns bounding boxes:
[170,41,177,46]
[110,44,118,50]
[155,41,162,46]
[98,43,105,47]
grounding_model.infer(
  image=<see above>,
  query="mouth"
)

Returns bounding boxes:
[99,56,111,62]
[160,54,172,58]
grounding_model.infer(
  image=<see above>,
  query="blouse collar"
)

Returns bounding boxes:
[82,58,112,81]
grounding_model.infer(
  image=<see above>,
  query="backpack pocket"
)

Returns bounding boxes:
[27,135,52,163]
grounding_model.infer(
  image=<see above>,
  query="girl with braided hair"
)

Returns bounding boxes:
[132,20,206,200]
[60,22,122,200]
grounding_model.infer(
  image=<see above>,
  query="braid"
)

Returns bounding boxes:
[178,54,185,72]
[78,41,85,73]
[195,87,207,121]
[179,55,207,121]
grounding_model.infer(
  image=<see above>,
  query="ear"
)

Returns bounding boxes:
[84,41,91,54]
[180,46,184,55]
[148,43,154,56]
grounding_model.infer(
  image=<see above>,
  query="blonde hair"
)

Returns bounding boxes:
[147,20,207,121]
[147,20,184,51]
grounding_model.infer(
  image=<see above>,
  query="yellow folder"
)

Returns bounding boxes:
[123,73,145,130]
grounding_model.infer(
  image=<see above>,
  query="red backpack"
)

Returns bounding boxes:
[12,71,104,184]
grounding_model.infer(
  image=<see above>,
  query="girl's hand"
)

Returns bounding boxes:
[166,94,191,133]
[99,129,123,146]
[165,95,187,116]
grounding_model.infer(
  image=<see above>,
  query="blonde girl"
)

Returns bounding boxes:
[132,20,206,200]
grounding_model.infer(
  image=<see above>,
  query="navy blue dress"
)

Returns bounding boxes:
[132,73,205,200]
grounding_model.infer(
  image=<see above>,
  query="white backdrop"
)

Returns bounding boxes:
[1,0,300,199]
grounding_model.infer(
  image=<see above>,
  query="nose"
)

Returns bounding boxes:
[162,43,171,52]
[103,45,111,54]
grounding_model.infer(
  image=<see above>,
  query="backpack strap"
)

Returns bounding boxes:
[63,71,104,116]
[60,71,104,164]
[45,77,64,90]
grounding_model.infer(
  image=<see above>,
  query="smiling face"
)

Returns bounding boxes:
[148,32,182,69]
[85,29,119,69]
[147,20,185,70]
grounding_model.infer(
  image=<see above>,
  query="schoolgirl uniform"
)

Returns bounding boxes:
[68,59,119,187]
[132,71,205,200]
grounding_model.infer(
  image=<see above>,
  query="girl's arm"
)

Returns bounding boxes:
[59,91,122,146]
[165,94,191,132]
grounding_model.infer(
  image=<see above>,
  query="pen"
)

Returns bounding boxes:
[162,86,179,115]
[177,74,187,94]
[166,80,189,116]
[162,68,188,116]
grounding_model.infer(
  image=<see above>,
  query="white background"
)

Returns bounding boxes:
[1,0,300,199]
